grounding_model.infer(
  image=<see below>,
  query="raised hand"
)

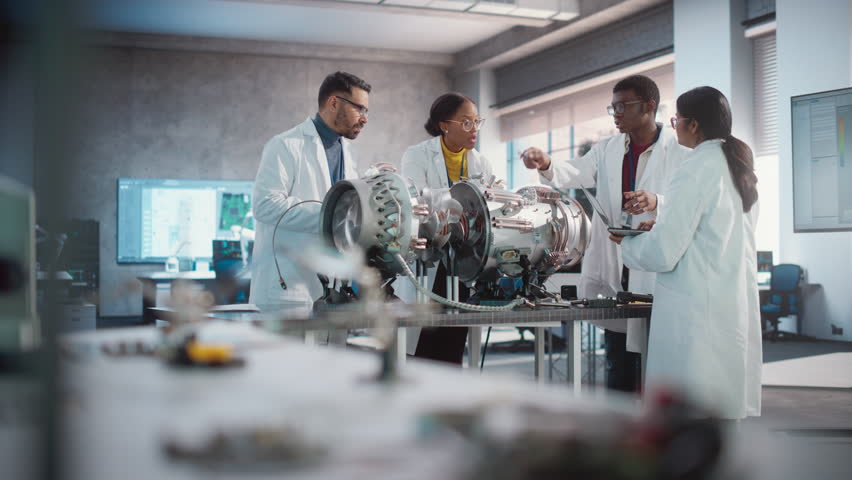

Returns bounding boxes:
[520,147,552,171]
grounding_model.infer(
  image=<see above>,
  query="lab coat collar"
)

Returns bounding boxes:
[426,136,451,187]
[694,138,724,152]
[622,123,664,152]
[426,135,443,153]
[300,116,320,137]
[299,117,333,191]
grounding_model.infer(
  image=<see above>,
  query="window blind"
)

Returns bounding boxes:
[753,32,778,156]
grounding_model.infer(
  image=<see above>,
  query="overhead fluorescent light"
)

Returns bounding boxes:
[512,0,558,19]
[427,0,476,10]
[550,0,579,21]
[333,0,383,4]
[469,0,518,15]
[383,0,433,6]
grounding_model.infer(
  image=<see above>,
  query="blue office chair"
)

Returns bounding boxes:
[760,263,803,341]
[211,240,250,305]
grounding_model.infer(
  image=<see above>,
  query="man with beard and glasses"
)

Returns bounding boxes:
[250,72,371,338]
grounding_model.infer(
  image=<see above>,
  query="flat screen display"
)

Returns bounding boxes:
[791,86,852,232]
[117,178,254,263]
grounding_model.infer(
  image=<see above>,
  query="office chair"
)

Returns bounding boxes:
[760,263,803,341]
[211,240,250,305]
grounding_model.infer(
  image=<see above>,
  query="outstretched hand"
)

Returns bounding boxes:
[520,147,552,171]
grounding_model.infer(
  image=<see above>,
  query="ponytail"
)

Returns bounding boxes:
[721,135,758,213]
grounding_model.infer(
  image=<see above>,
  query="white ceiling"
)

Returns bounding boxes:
[78,0,522,54]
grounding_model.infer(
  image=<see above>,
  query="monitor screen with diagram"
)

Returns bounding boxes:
[791,86,852,232]
[117,178,254,263]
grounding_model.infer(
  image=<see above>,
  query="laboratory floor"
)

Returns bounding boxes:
[470,329,852,480]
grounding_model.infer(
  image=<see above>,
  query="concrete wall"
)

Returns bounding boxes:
[775,0,852,341]
[68,39,450,316]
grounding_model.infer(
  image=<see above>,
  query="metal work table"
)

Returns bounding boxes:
[217,303,652,393]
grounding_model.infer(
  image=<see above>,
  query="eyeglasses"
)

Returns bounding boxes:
[670,115,689,129]
[446,117,486,132]
[335,95,369,118]
[606,99,644,116]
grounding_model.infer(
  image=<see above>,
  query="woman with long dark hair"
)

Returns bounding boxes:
[609,86,761,419]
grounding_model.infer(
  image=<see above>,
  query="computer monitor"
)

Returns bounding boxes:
[791,86,852,232]
[757,250,773,285]
[117,178,254,263]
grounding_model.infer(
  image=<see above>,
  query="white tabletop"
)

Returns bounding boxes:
[60,323,639,479]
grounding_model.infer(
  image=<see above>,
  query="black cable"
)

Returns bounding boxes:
[480,326,491,372]
[271,199,323,290]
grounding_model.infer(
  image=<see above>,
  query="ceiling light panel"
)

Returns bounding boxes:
[469,0,518,15]
[551,0,579,21]
[512,0,557,19]
[383,0,433,6]
[427,0,476,10]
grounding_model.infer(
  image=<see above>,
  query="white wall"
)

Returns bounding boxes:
[673,0,852,341]
[776,0,852,340]
[673,0,753,144]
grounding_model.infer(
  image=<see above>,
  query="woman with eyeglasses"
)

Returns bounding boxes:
[610,86,761,420]
[399,92,495,365]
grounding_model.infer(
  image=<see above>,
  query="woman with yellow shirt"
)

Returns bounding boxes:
[400,92,494,365]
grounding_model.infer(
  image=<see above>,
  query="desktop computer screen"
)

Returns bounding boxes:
[117,178,254,263]
[791,86,852,232]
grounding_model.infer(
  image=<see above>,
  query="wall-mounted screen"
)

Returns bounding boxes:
[791,86,852,232]
[117,178,254,263]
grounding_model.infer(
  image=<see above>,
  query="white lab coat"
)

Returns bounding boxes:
[398,135,495,354]
[250,117,359,314]
[540,126,688,351]
[620,139,761,419]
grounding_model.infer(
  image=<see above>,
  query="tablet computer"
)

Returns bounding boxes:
[607,227,646,237]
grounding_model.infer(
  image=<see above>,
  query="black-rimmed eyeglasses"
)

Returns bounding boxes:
[335,95,369,118]
[606,99,644,116]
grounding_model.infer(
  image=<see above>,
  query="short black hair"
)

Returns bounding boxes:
[613,74,660,112]
[424,92,474,137]
[318,71,372,108]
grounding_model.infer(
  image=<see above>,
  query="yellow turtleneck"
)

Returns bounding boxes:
[440,136,468,183]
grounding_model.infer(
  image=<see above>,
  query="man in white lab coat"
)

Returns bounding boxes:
[250,72,370,327]
[522,75,688,392]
